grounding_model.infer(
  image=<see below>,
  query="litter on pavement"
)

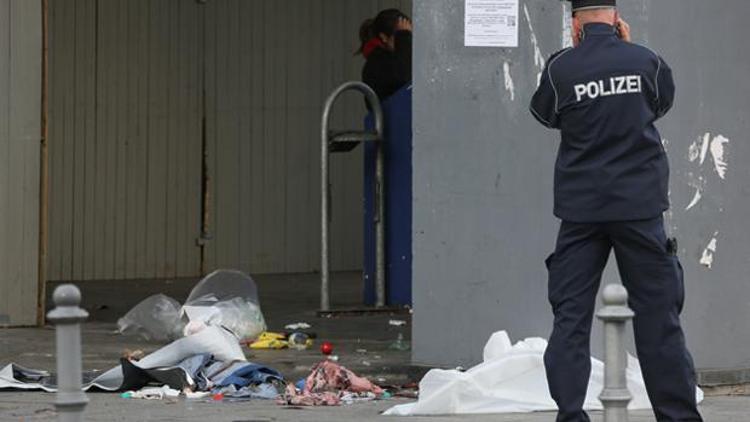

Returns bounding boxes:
[2,316,388,408]
[249,331,289,349]
[2,268,394,409]
[388,333,410,351]
[1,325,288,402]
[383,330,704,416]
[0,326,244,392]
[117,269,267,343]
[281,360,384,406]
[284,322,312,330]
[121,385,181,400]
[181,269,267,341]
[117,294,184,342]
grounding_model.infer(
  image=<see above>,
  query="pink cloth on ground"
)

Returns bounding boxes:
[282,361,383,406]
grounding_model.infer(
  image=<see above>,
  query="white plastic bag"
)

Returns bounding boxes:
[181,270,267,341]
[117,294,185,342]
[182,296,266,341]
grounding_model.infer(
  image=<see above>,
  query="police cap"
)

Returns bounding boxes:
[565,0,616,12]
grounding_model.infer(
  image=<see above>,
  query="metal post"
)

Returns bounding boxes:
[374,134,385,308]
[320,82,384,311]
[38,0,50,326]
[47,285,89,422]
[597,284,635,422]
[321,101,330,312]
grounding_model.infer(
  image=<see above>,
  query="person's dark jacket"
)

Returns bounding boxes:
[530,22,675,223]
[362,31,412,102]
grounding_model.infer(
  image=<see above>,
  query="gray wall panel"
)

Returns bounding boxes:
[412,0,750,371]
[0,0,41,326]
[49,0,203,281]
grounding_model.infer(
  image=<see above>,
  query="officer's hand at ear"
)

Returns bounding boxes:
[616,18,631,42]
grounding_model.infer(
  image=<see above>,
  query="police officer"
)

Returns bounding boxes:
[530,1,703,421]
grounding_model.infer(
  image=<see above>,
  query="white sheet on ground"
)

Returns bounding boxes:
[0,326,244,392]
[383,331,703,416]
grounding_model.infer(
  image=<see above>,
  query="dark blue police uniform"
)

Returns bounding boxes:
[530,22,703,422]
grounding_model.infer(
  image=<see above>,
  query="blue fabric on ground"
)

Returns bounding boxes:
[217,383,279,400]
[216,363,283,388]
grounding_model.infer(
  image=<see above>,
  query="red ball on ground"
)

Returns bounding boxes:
[320,341,334,355]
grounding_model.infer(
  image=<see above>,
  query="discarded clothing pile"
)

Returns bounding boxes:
[0,326,283,401]
[282,361,384,406]
[383,331,704,416]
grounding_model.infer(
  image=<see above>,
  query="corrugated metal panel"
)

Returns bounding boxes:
[49,0,202,281]
[0,0,42,326]
[205,0,412,274]
[49,0,411,281]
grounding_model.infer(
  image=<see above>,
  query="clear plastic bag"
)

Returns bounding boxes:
[117,294,185,342]
[185,269,260,305]
[204,297,266,341]
[182,270,267,341]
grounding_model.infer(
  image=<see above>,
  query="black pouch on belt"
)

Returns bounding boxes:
[666,238,678,256]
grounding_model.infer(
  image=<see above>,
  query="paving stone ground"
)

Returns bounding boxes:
[1,273,746,421]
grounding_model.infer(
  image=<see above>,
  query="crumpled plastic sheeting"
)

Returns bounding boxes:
[119,353,213,392]
[116,270,267,343]
[0,365,53,391]
[0,326,245,392]
[124,385,181,400]
[282,361,383,406]
[383,331,704,416]
[117,294,185,342]
[182,269,267,341]
[186,269,261,304]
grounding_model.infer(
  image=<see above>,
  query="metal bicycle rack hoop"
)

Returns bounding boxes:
[320,81,385,312]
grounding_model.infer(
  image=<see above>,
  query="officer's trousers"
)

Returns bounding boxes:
[544,217,703,422]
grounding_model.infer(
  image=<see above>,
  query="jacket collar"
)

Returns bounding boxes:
[582,22,617,37]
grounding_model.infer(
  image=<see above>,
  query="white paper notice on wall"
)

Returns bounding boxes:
[465,0,519,47]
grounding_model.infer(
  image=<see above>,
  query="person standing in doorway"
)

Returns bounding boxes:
[529,1,703,421]
[358,9,412,102]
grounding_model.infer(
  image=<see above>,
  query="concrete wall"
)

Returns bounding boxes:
[48,0,411,281]
[0,0,42,326]
[412,0,750,373]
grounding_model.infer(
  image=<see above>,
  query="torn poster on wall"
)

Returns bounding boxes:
[464,0,519,47]
[523,4,545,85]
[503,61,516,100]
[686,133,731,211]
[700,233,719,269]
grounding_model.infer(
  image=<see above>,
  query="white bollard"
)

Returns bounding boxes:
[597,284,635,422]
[47,284,89,422]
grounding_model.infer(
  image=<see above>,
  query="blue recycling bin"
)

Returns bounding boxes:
[363,86,412,306]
